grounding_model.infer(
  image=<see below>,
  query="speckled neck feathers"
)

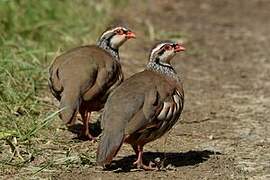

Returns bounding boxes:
[146,61,180,82]
[97,39,120,61]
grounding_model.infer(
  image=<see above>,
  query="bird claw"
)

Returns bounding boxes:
[133,160,158,171]
[79,132,97,142]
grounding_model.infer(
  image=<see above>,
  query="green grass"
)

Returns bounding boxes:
[0,0,126,178]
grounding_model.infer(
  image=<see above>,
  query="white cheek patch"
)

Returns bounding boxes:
[110,34,127,48]
[159,49,174,61]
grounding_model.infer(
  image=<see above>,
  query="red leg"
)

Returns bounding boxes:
[132,145,157,170]
[80,110,96,141]
[132,144,139,156]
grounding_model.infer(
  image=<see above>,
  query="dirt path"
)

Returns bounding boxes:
[58,0,270,179]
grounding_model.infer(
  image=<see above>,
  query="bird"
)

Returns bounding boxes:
[96,41,186,170]
[48,26,136,140]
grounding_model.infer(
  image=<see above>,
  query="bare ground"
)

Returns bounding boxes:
[57,0,270,179]
[4,0,270,179]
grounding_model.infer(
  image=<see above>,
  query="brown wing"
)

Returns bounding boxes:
[96,70,184,165]
[48,54,65,100]
[125,86,184,144]
[51,45,117,125]
[82,60,123,102]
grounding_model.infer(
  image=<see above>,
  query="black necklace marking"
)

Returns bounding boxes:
[97,36,119,61]
[146,60,180,81]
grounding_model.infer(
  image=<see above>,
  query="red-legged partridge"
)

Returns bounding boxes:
[48,26,135,140]
[97,41,186,170]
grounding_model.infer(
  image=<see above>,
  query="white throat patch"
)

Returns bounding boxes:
[110,34,127,49]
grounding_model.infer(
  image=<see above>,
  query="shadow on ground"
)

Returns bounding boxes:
[67,121,102,140]
[105,150,221,172]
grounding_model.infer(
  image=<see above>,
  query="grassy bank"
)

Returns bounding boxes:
[0,0,126,178]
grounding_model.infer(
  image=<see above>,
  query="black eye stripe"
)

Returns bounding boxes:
[158,49,165,55]
[115,29,129,34]
[161,44,175,49]
[156,44,175,55]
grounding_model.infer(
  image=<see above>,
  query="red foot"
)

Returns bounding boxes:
[79,132,97,142]
[133,160,157,171]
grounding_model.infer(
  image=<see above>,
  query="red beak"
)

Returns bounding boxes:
[174,44,186,52]
[126,31,136,39]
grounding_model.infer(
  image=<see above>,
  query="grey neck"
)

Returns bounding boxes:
[97,39,120,61]
[146,61,180,81]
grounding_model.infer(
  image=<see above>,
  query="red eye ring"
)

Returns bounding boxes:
[164,44,172,50]
[115,29,123,35]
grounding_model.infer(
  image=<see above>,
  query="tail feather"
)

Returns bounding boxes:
[48,77,61,101]
[48,66,63,101]
[96,129,124,166]
[59,88,80,125]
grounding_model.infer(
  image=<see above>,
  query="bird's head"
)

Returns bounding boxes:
[98,26,136,50]
[149,41,185,67]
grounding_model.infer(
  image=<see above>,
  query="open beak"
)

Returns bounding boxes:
[125,31,136,39]
[174,43,186,52]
